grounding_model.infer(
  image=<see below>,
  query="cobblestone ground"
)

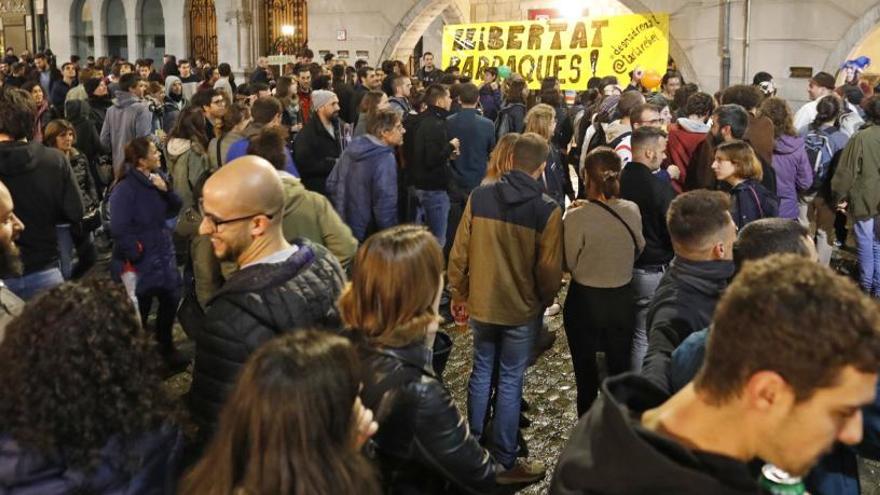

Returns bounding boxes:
[163,251,880,494]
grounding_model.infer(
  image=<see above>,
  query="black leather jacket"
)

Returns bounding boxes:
[358,340,501,494]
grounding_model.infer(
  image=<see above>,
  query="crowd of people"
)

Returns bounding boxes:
[0,43,880,494]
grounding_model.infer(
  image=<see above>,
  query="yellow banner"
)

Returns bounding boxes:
[441,13,669,90]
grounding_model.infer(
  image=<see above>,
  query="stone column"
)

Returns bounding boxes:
[90,0,107,57]
[223,7,254,77]
[125,0,139,60]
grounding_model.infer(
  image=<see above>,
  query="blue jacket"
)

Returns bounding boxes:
[0,424,183,495]
[447,109,496,191]
[108,169,182,296]
[225,136,300,177]
[326,135,397,242]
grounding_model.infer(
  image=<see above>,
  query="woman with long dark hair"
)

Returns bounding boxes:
[180,330,380,495]
[342,225,538,493]
[275,75,304,136]
[563,148,645,415]
[21,80,50,142]
[801,94,850,265]
[109,137,187,370]
[165,106,220,308]
[0,278,182,492]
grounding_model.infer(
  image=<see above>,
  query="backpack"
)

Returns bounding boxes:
[803,129,834,193]
[167,146,212,239]
[585,122,608,152]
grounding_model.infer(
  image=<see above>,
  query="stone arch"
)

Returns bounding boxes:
[184,0,218,63]
[822,3,880,76]
[70,0,95,58]
[103,0,129,58]
[137,0,165,62]
[378,0,465,65]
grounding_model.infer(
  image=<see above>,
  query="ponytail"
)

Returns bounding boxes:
[583,147,622,199]
[811,94,841,130]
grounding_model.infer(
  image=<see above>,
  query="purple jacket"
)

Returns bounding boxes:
[770,135,813,219]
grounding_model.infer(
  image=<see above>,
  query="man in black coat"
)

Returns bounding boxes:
[408,84,460,248]
[642,190,736,394]
[0,87,84,300]
[188,155,346,435]
[293,90,343,196]
[620,126,676,372]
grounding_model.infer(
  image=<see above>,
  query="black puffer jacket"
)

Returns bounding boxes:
[358,340,501,495]
[189,239,346,432]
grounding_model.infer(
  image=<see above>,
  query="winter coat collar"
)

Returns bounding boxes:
[668,256,735,297]
[211,239,317,300]
[372,340,437,378]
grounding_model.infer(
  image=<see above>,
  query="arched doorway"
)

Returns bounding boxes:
[139,0,165,62]
[260,0,307,55]
[71,0,94,58]
[188,0,217,64]
[104,0,128,59]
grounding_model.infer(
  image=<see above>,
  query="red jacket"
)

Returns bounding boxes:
[666,119,709,193]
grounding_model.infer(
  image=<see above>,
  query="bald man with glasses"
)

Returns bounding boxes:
[188,155,347,437]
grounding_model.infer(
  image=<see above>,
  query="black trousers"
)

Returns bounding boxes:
[563,281,635,416]
[137,287,180,353]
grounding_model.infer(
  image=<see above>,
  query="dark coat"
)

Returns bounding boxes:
[409,105,454,191]
[108,170,182,295]
[0,424,184,495]
[642,257,735,394]
[495,102,526,138]
[326,135,398,242]
[446,108,496,191]
[65,99,108,167]
[189,240,346,431]
[550,373,766,495]
[293,116,343,196]
[478,84,502,122]
[358,340,500,495]
[0,141,84,274]
[729,179,779,229]
[620,161,676,267]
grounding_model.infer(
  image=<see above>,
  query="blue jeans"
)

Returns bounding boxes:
[631,266,666,371]
[415,189,450,248]
[4,266,64,301]
[57,224,74,280]
[855,217,880,295]
[467,316,540,468]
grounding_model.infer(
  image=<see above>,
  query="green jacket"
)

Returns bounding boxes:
[832,124,880,221]
[166,138,214,238]
[280,173,358,267]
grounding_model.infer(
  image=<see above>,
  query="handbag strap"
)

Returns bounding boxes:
[747,184,765,218]
[589,200,640,257]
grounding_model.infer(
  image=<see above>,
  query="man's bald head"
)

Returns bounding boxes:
[200,156,287,264]
[205,156,285,218]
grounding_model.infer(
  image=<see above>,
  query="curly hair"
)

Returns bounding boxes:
[759,96,797,138]
[0,277,174,469]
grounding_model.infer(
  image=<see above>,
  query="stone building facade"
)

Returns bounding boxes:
[39,0,880,107]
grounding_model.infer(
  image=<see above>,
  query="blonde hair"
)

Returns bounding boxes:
[524,103,556,140]
[338,225,443,347]
[715,140,763,181]
[482,133,520,184]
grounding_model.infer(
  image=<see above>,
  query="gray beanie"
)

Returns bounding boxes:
[311,90,336,111]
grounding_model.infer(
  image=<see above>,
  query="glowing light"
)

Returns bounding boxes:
[555,0,586,20]
[281,25,295,37]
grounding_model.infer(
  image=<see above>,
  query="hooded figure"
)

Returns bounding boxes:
[163,76,185,134]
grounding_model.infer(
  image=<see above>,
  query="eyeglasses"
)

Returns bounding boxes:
[199,199,276,231]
